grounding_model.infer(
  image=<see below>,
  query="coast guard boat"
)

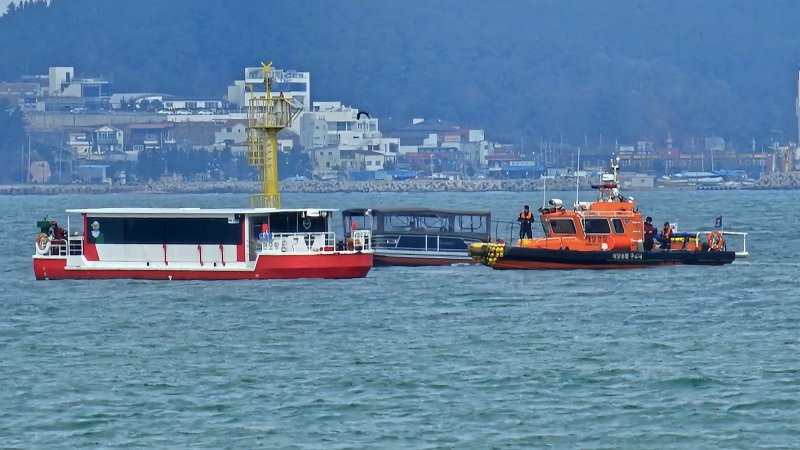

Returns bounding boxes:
[468,158,747,270]
[342,207,491,266]
[33,208,372,280]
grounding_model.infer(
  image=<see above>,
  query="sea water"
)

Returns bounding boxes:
[1,190,798,448]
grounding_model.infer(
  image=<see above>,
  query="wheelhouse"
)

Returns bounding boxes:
[540,213,638,238]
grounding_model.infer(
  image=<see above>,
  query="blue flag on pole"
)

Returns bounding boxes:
[714,216,723,228]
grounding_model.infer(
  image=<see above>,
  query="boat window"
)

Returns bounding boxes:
[397,235,426,250]
[382,213,488,235]
[267,212,327,234]
[384,215,416,232]
[420,215,448,231]
[439,237,467,251]
[373,236,399,249]
[427,236,439,251]
[612,218,625,234]
[583,218,611,234]
[267,212,297,233]
[455,215,488,233]
[344,213,369,234]
[549,219,577,235]
[86,216,242,245]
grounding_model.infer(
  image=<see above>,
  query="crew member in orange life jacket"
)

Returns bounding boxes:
[518,205,534,239]
[660,221,673,250]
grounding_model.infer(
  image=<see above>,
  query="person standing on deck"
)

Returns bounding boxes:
[660,221,673,250]
[643,216,657,251]
[518,205,534,239]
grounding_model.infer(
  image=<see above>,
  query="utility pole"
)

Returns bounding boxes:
[27,135,31,183]
[59,130,63,183]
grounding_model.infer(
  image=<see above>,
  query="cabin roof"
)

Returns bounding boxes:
[342,207,490,217]
[66,207,337,217]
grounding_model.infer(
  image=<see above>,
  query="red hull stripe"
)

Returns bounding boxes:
[33,253,373,280]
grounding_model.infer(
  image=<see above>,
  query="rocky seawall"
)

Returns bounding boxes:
[751,172,800,189]
[0,178,583,195]
[2,173,800,195]
[281,178,582,193]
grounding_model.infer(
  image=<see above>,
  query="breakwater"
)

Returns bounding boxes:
[3,173,800,195]
[0,178,583,195]
[751,171,800,189]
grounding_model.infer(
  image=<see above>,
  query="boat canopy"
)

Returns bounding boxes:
[342,207,490,217]
[343,207,491,238]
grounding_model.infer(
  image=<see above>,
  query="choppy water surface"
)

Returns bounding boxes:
[1,190,798,448]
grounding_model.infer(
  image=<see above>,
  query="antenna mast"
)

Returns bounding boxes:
[542,171,547,209]
[574,146,581,208]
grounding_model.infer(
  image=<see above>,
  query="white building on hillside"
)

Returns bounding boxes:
[215,120,249,148]
[227,66,310,134]
[300,101,380,149]
[48,66,110,98]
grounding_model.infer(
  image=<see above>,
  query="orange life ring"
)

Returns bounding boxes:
[35,233,51,255]
[707,231,724,251]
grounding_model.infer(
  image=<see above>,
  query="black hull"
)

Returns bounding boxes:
[483,246,735,270]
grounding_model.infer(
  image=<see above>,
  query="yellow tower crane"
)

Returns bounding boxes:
[247,61,303,208]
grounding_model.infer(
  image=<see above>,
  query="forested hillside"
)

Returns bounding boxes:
[2,0,800,146]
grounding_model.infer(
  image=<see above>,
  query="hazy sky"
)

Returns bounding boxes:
[0,0,14,14]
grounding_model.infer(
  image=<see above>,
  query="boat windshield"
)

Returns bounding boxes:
[549,218,577,235]
[612,218,625,234]
[251,211,328,236]
[583,218,611,234]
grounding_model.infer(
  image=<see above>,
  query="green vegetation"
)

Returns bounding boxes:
[1,0,799,148]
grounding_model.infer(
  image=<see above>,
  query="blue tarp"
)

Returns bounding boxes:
[713,169,746,176]
[383,169,417,180]
[349,171,377,181]
[504,165,545,172]
[349,170,417,181]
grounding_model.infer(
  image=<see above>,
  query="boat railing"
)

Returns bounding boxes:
[39,236,84,257]
[375,234,474,252]
[350,230,373,251]
[492,220,521,243]
[258,231,338,254]
[258,230,372,254]
[693,230,749,257]
[576,210,636,217]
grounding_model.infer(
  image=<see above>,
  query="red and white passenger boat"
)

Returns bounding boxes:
[33,207,373,280]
